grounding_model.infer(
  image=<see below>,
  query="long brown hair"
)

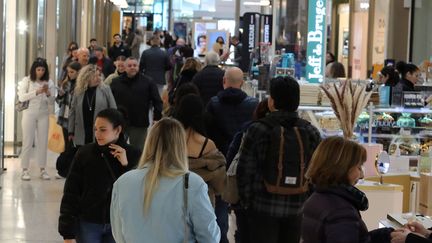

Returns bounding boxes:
[305,137,366,186]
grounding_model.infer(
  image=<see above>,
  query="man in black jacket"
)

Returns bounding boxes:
[192,51,224,106]
[206,67,258,243]
[108,34,131,61]
[110,57,162,150]
[139,35,171,96]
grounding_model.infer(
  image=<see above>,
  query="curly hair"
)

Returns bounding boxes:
[75,64,99,95]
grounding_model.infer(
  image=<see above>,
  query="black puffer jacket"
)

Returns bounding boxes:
[206,88,258,155]
[192,65,224,106]
[301,185,393,243]
[58,139,141,240]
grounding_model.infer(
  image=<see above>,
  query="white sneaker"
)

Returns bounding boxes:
[21,170,31,181]
[55,172,65,179]
[40,170,51,180]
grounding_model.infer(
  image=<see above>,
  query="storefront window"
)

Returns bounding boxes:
[412,0,432,66]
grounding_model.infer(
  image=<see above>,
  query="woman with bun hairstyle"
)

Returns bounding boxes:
[395,61,420,92]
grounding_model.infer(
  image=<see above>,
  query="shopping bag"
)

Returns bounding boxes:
[48,115,65,153]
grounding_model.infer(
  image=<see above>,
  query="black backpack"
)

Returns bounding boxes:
[258,116,311,195]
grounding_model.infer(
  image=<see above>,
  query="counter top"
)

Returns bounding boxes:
[356,180,404,191]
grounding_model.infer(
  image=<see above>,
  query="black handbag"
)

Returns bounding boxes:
[56,142,78,177]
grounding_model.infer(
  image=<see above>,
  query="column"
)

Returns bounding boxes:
[0,0,5,168]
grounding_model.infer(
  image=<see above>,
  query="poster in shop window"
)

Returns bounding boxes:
[306,0,327,83]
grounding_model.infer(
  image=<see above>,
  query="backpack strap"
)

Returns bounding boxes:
[276,126,285,188]
[294,127,305,189]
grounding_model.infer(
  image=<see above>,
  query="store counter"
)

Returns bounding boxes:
[357,180,403,230]
[366,172,420,213]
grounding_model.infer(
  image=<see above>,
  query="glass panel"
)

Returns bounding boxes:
[412,0,432,67]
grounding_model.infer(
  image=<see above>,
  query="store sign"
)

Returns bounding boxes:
[262,15,272,44]
[306,0,326,83]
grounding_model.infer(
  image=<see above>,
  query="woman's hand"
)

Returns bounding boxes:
[64,239,76,243]
[109,144,128,167]
[406,221,431,238]
[391,228,412,243]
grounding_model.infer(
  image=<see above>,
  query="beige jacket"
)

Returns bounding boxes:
[189,150,226,207]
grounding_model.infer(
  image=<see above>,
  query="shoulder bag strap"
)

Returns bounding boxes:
[101,153,117,182]
[183,172,190,243]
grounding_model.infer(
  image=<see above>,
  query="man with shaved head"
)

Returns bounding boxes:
[206,66,258,243]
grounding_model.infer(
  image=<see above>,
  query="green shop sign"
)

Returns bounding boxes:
[306,0,326,83]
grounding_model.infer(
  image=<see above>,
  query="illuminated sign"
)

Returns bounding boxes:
[306,0,326,83]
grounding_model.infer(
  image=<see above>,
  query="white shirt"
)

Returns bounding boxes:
[17,76,55,113]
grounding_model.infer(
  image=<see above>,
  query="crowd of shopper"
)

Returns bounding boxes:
[15,31,430,243]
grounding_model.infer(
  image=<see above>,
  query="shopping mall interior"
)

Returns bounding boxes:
[1,0,432,242]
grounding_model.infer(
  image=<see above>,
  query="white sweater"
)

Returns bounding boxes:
[17,76,55,112]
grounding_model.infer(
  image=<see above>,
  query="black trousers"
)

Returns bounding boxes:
[245,210,301,243]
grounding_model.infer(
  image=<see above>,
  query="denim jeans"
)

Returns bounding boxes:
[77,220,116,243]
[215,196,229,243]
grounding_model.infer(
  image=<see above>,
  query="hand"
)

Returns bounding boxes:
[391,228,411,243]
[68,135,74,141]
[406,221,431,237]
[58,88,65,96]
[109,144,128,166]
[45,90,51,97]
[64,239,76,243]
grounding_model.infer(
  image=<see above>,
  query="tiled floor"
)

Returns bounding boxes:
[0,148,236,242]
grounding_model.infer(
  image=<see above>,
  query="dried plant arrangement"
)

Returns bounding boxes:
[320,80,375,138]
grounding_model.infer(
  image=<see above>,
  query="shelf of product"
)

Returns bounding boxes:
[298,105,432,155]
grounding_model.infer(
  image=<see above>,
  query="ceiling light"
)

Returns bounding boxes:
[244,0,270,6]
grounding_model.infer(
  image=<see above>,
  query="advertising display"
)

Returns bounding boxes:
[241,12,260,72]
[173,22,187,39]
[192,20,217,56]
[260,15,273,44]
[306,0,326,83]
[206,30,230,56]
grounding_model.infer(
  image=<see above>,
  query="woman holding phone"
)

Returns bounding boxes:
[59,108,141,243]
[18,57,56,181]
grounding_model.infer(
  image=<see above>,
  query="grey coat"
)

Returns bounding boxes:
[68,84,117,146]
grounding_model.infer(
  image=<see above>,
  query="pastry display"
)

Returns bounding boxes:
[396,113,416,128]
[419,115,432,127]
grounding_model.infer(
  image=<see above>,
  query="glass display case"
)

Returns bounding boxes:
[298,105,432,155]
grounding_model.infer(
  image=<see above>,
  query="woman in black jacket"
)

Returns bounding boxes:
[59,108,141,243]
[168,57,202,105]
[301,137,393,243]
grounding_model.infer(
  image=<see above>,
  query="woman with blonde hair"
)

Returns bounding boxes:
[110,118,220,243]
[301,136,393,243]
[68,64,117,146]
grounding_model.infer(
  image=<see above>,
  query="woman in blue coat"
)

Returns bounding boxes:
[110,117,220,243]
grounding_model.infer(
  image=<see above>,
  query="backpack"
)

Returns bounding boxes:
[258,116,310,195]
